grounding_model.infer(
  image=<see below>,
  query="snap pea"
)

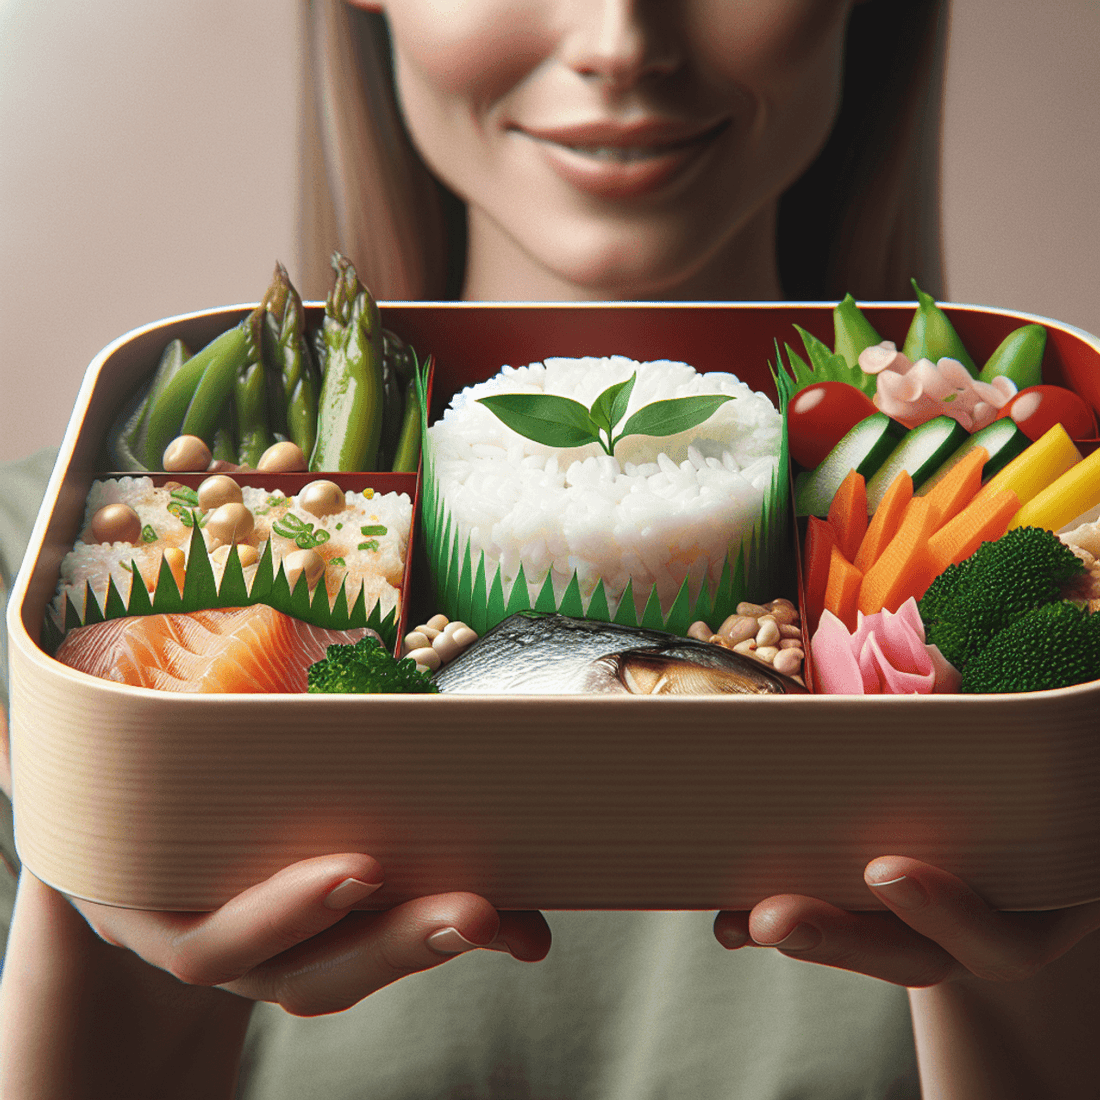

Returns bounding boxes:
[833,293,882,372]
[259,262,318,459]
[978,323,1046,390]
[901,279,978,376]
[309,253,384,472]
[235,308,275,467]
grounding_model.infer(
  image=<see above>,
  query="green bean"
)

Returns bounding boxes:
[391,376,422,473]
[978,323,1047,390]
[833,293,882,372]
[145,324,248,468]
[178,323,251,444]
[309,254,383,472]
[901,279,978,376]
[211,398,238,463]
[106,338,191,469]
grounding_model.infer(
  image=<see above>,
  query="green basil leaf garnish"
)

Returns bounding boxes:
[477,376,736,458]
[589,372,636,434]
[170,487,200,506]
[615,394,735,444]
[477,393,600,450]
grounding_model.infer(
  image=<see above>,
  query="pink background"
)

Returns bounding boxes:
[1,0,1098,463]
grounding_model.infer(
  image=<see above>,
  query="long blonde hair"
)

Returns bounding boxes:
[299,0,948,302]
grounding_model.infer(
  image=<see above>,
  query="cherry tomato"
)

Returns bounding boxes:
[996,385,1097,443]
[786,382,878,469]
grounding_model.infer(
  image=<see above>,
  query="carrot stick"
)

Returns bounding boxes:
[853,469,912,574]
[926,488,1021,575]
[921,445,988,529]
[824,544,864,632]
[858,496,940,616]
[827,468,868,562]
[803,515,839,633]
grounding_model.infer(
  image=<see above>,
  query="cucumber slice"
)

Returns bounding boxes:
[914,417,1031,495]
[794,412,908,516]
[866,416,970,512]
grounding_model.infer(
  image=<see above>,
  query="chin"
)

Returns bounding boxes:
[534,225,719,301]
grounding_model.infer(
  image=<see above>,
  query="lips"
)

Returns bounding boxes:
[512,118,729,200]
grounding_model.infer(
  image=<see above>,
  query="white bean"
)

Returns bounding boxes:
[774,649,804,677]
[432,632,461,663]
[407,646,441,671]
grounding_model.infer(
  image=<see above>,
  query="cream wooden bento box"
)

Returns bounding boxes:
[8,302,1100,913]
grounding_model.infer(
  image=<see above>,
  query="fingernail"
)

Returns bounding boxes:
[755,923,821,951]
[323,877,383,910]
[426,927,491,956]
[867,874,928,912]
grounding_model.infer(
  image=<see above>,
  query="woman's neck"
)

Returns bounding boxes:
[460,200,784,303]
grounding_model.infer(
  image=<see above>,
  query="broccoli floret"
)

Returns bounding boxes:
[961,601,1100,693]
[919,526,1085,672]
[307,634,439,694]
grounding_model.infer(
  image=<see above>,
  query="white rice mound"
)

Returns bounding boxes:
[428,356,783,616]
[53,478,412,625]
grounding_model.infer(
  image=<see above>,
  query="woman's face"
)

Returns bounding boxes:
[353,0,856,301]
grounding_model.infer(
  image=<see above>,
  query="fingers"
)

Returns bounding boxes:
[222,891,534,1016]
[714,857,1100,989]
[863,856,1100,983]
[75,854,552,1017]
[77,853,386,986]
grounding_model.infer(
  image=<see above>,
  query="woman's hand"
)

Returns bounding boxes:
[712,855,1100,987]
[71,856,551,1016]
[714,857,1100,1099]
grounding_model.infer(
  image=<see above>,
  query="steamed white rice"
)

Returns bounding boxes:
[53,478,412,625]
[427,356,782,616]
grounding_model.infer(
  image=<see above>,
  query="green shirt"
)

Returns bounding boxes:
[0,451,919,1099]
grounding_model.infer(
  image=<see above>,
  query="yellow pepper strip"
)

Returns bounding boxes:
[1009,445,1100,532]
[971,422,1081,513]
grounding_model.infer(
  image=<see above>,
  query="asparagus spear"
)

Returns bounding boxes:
[260,262,318,459]
[309,253,384,472]
[235,307,275,467]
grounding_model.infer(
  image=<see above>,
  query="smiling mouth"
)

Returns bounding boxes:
[523,121,729,163]
[514,119,729,199]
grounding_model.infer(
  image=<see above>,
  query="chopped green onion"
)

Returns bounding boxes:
[170,487,200,506]
[360,524,387,537]
[141,524,158,543]
[358,540,379,552]
[330,556,346,568]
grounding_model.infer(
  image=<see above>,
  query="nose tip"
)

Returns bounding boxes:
[561,0,679,88]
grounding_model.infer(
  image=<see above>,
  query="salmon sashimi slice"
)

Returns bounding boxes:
[54,606,375,693]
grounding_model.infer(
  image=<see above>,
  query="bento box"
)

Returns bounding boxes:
[8,301,1100,913]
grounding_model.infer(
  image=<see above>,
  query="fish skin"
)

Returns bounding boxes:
[54,606,376,693]
[432,612,807,696]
